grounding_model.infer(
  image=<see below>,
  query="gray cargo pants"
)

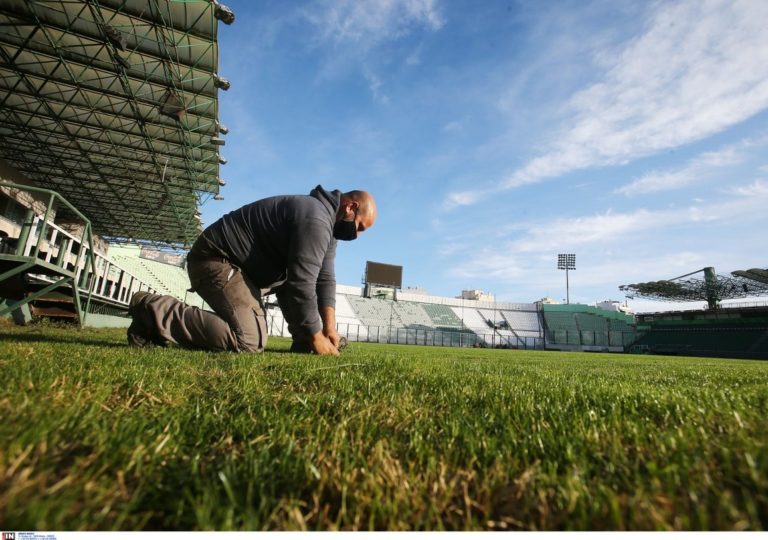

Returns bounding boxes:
[139,257,267,352]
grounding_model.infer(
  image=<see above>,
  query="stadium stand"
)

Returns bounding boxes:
[634,327,767,357]
[109,245,205,308]
[346,295,392,327]
[574,312,609,346]
[618,265,768,358]
[503,310,541,333]
[0,187,168,322]
[395,300,433,328]
[334,294,362,325]
[630,308,768,359]
[423,303,464,328]
[542,304,636,350]
[460,308,492,334]
[544,312,582,346]
[332,293,368,341]
[310,293,541,349]
[475,308,517,346]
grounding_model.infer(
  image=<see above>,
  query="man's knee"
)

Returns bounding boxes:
[232,306,268,353]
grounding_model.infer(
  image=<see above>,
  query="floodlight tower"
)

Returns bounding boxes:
[557,253,576,304]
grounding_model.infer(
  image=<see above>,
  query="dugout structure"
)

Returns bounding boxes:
[0,0,233,323]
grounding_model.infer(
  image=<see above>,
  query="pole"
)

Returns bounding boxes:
[558,253,576,305]
[15,208,35,256]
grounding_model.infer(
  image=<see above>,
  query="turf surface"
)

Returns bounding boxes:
[1,320,766,530]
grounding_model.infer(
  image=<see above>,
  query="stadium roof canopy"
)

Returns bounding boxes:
[0,0,234,247]
[619,266,768,307]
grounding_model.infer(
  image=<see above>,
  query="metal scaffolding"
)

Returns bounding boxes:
[619,266,768,309]
[0,0,232,247]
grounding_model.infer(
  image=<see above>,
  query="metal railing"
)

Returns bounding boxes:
[265,311,545,350]
[545,329,637,348]
[0,183,159,323]
[17,214,161,307]
[0,183,98,325]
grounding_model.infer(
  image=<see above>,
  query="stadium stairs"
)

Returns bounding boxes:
[0,208,199,327]
[0,184,108,326]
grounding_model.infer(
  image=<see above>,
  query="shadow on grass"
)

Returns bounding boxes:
[0,332,127,349]
[0,326,313,357]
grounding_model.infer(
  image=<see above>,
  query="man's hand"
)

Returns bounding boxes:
[311,331,340,356]
[324,327,342,349]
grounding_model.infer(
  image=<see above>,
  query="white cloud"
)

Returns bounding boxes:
[725,179,768,197]
[449,251,526,280]
[302,0,443,102]
[508,209,670,253]
[442,189,486,210]
[445,0,768,207]
[445,181,768,282]
[616,169,695,196]
[615,145,744,196]
[304,0,444,48]
[362,66,390,104]
[518,184,768,252]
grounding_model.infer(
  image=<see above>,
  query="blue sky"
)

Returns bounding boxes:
[204,0,768,311]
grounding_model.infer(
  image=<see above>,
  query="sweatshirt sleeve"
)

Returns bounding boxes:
[316,238,337,309]
[280,217,332,336]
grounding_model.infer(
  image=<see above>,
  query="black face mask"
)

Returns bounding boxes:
[333,213,358,241]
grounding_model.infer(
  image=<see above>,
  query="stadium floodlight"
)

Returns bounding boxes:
[213,194,224,201]
[213,2,236,25]
[217,123,229,135]
[218,155,227,165]
[213,74,231,90]
[557,253,576,304]
[210,137,226,146]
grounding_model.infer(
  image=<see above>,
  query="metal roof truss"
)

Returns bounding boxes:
[0,0,228,246]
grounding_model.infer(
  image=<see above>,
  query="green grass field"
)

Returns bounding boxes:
[1,320,766,531]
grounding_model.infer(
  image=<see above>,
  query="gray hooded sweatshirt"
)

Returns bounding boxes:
[190,185,339,337]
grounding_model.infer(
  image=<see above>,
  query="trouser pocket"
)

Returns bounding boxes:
[188,259,267,352]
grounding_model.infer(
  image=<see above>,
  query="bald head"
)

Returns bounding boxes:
[336,190,376,239]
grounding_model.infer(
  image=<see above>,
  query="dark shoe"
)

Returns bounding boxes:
[290,340,313,354]
[127,291,167,348]
[127,318,154,348]
[130,290,152,311]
